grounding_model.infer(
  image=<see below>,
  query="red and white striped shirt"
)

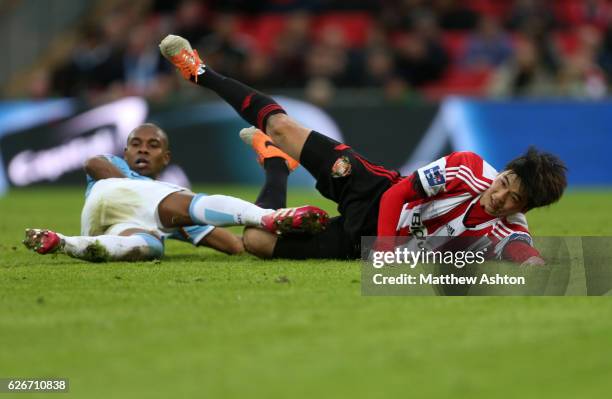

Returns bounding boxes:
[378,152,535,260]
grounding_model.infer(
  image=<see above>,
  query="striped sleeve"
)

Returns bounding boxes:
[444,152,494,195]
[491,213,534,259]
[416,151,495,197]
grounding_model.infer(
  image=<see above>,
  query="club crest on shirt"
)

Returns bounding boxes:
[331,156,352,178]
[424,165,445,186]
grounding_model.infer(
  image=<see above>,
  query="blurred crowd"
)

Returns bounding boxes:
[32,0,612,105]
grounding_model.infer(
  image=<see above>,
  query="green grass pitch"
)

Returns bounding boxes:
[1,186,612,398]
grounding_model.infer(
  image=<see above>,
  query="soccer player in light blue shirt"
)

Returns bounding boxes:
[84,153,225,252]
[23,123,328,262]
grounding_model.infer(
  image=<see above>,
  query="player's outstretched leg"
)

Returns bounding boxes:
[23,228,163,262]
[159,35,310,161]
[160,35,285,134]
[157,192,329,235]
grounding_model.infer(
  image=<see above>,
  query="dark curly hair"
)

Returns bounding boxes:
[505,147,567,211]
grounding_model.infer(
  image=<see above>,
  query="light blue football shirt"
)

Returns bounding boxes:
[85,155,213,245]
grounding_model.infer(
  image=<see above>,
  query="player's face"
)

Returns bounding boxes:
[124,127,170,178]
[481,171,527,217]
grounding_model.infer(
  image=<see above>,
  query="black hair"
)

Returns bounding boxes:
[505,147,567,210]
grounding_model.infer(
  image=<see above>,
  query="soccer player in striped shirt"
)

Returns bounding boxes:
[375,149,566,264]
[160,35,567,265]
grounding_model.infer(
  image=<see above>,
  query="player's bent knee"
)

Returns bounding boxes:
[266,114,295,141]
[200,227,245,255]
[243,228,276,259]
[225,237,245,255]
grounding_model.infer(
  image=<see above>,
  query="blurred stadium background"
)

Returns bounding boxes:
[1,0,611,194]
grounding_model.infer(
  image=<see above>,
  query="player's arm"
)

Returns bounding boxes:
[502,240,545,265]
[83,156,125,180]
[494,226,545,265]
[377,151,469,240]
[377,172,426,236]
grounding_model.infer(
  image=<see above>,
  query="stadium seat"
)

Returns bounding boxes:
[465,0,511,18]
[441,32,469,62]
[554,30,581,56]
[236,14,287,54]
[422,66,493,100]
[236,12,374,53]
[311,12,373,48]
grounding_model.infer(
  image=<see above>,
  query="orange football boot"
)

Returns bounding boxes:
[159,34,203,82]
[239,127,300,172]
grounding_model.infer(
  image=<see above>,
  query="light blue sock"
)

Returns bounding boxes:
[189,194,270,227]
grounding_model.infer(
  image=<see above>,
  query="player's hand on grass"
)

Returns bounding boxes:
[521,256,546,266]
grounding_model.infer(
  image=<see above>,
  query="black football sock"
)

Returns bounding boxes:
[196,67,286,133]
[255,158,289,209]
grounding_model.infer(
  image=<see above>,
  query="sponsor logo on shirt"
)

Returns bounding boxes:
[410,211,428,249]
